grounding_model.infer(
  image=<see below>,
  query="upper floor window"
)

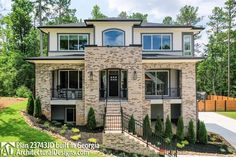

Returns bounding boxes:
[59,70,82,89]
[59,34,88,51]
[183,34,192,56]
[142,34,172,51]
[103,29,125,46]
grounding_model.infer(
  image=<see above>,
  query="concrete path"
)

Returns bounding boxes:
[199,112,236,149]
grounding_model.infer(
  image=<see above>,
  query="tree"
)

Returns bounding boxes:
[87,107,96,130]
[143,115,151,140]
[91,5,107,19]
[197,121,208,144]
[164,115,172,139]
[27,94,34,115]
[176,5,202,25]
[162,16,174,25]
[118,11,128,19]
[128,114,135,134]
[187,119,196,144]
[34,97,42,118]
[208,7,225,34]
[176,116,184,141]
[154,115,163,136]
[129,12,148,22]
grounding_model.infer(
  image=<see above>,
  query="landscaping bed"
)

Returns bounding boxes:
[0,97,26,109]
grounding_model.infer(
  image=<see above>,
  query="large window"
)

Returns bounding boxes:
[59,34,88,51]
[59,70,82,89]
[142,34,171,51]
[183,34,192,56]
[103,29,125,46]
[145,70,169,96]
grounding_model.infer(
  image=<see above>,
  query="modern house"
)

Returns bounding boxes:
[26,18,203,136]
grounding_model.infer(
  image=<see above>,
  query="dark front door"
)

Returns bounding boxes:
[109,71,119,97]
[65,108,75,122]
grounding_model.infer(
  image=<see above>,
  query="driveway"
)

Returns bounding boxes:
[199,112,236,149]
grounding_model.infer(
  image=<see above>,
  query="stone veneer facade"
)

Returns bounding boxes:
[35,46,197,130]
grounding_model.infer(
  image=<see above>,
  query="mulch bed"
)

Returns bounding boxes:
[0,97,26,109]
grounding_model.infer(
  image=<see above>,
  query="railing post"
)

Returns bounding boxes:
[66,89,68,100]
[121,107,124,133]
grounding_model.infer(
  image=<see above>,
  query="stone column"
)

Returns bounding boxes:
[163,100,171,124]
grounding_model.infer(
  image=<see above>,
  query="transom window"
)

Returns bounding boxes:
[183,34,192,56]
[142,34,172,51]
[59,34,88,51]
[103,29,125,46]
[59,70,82,89]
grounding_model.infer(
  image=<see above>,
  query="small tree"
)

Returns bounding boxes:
[187,119,196,144]
[33,97,42,118]
[198,121,208,144]
[128,114,135,134]
[27,94,34,115]
[155,115,163,136]
[87,107,96,130]
[164,115,173,139]
[143,115,151,140]
[176,116,184,141]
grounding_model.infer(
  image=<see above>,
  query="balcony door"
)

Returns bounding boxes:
[108,70,119,97]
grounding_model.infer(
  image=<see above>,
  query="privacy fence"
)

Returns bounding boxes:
[198,95,236,112]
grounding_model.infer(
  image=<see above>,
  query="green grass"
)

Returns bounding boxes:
[217,112,236,119]
[0,101,104,157]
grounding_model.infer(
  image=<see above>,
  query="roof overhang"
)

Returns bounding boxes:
[85,19,142,25]
[25,56,85,64]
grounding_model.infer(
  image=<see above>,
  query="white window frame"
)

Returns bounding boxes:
[65,107,75,123]
[103,29,125,46]
[59,70,82,89]
[142,34,172,51]
[183,34,192,56]
[58,34,88,51]
[145,70,170,96]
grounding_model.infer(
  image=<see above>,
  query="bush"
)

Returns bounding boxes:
[176,116,184,141]
[128,114,135,134]
[143,115,152,140]
[164,115,172,140]
[71,128,80,134]
[33,97,42,118]
[197,121,208,144]
[62,124,68,130]
[16,85,32,98]
[155,115,163,136]
[87,107,96,130]
[51,121,62,127]
[60,129,66,135]
[88,138,97,143]
[26,94,34,115]
[187,119,196,144]
[176,142,185,149]
[181,140,189,145]
[43,121,50,128]
[70,135,81,141]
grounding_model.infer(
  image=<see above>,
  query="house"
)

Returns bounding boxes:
[26,17,203,135]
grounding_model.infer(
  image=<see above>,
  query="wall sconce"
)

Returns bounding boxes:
[89,71,93,81]
[133,70,137,80]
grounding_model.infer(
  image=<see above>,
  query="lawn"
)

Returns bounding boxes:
[217,112,236,119]
[0,101,104,157]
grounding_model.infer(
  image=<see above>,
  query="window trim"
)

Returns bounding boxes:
[102,28,125,46]
[59,70,82,89]
[142,33,173,51]
[58,33,89,51]
[145,70,170,96]
[183,33,193,56]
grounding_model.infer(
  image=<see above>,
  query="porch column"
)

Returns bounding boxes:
[163,100,171,125]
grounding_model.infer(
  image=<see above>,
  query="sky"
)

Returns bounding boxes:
[1,0,226,52]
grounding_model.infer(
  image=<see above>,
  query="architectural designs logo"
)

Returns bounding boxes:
[0,142,15,156]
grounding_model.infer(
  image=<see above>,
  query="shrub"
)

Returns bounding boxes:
[50,126,56,131]
[176,116,184,141]
[70,135,81,141]
[43,121,50,128]
[71,128,80,134]
[60,129,66,135]
[88,138,97,143]
[164,137,171,144]
[128,114,135,134]
[87,107,96,130]
[26,94,34,115]
[197,121,208,144]
[131,154,138,157]
[16,85,32,98]
[52,121,62,127]
[62,124,68,130]
[143,115,151,140]
[164,115,172,140]
[155,115,163,136]
[187,119,196,144]
[176,142,185,149]
[181,140,189,145]
[33,97,42,118]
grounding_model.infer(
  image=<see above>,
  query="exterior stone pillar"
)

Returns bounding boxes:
[163,100,171,124]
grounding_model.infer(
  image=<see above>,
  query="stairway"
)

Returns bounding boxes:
[104,104,122,132]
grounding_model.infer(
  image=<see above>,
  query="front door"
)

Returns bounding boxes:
[109,71,119,97]
[65,108,75,123]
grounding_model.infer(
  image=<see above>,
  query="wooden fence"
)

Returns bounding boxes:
[198,95,236,112]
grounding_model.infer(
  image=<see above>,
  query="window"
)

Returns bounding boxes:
[142,34,172,51]
[59,70,82,89]
[145,70,169,96]
[59,34,88,51]
[103,29,125,46]
[183,34,192,56]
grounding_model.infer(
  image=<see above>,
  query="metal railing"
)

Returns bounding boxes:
[146,88,181,99]
[51,88,82,100]
[100,89,128,100]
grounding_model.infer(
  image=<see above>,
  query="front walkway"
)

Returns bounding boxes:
[199,112,236,149]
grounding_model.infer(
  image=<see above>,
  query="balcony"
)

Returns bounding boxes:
[145,88,181,99]
[51,88,82,100]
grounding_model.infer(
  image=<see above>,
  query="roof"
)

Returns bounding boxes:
[38,22,92,29]
[25,54,84,60]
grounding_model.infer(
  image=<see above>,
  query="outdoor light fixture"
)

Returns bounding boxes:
[89,71,93,81]
[133,70,137,80]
